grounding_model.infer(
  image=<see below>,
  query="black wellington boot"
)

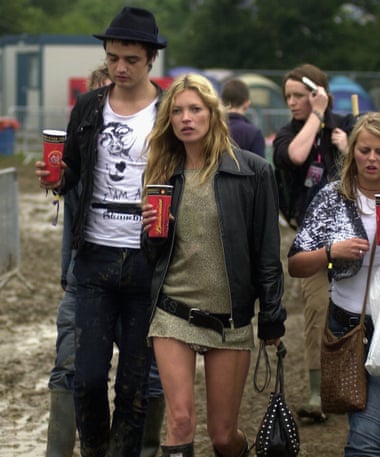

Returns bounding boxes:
[213,435,250,457]
[161,442,194,457]
[46,391,76,457]
[140,394,165,457]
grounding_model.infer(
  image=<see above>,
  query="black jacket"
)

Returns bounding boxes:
[60,82,163,248]
[227,112,266,157]
[273,109,354,226]
[141,148,286,340]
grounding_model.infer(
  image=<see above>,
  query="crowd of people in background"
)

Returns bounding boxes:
[32,4,380,457]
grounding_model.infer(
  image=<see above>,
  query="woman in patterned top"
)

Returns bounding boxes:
[288,112,380,457]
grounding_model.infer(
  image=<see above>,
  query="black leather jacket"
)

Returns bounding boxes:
[60,83,163,248]
[141,148,286,340]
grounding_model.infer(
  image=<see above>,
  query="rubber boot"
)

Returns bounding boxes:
[161,442,194,457]
[46,391,76,457]
[297,369,327,422]
[140,395,165,457]
[213,434,249,457]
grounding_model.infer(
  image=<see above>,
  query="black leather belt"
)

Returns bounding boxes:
[157,294,232,342]
[92,202,142,215]
[329,300,370,328]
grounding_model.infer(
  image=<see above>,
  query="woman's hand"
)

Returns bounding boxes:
[309,85,329,115]
[141,203,157,232]
[330,238,369,260]
[264,338,281,347]
[331,128,348,154]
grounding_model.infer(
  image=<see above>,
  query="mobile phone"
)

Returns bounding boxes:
[302,76,318,92]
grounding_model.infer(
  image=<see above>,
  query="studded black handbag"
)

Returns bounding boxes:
[253,342,300,457]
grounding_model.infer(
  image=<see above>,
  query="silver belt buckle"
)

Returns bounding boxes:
[188,307,201,324]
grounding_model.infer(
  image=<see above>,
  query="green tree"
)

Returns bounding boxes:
[0,0,31,35]
[3,0,380,72]
[172,0,257,68]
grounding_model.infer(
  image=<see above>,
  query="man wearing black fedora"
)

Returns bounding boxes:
[36,6,167,457]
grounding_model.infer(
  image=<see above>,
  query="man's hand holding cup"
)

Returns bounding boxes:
[36,129,66,189]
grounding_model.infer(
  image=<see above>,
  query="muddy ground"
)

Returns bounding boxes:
[0,155,348,456]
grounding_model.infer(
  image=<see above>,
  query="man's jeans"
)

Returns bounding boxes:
[48,255,76,392]
[328,310,380,457]
[73,242,153,457]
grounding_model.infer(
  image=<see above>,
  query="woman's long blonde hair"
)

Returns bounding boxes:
[143,73,235,192]
[340,112,380,200]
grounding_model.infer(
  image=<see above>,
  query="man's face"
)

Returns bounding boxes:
[105,41,151,90]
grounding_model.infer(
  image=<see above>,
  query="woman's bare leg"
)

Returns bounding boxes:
[205,349,250,457]
[153,337,197,445]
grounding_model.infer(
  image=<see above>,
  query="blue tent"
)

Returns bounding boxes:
[329,76,375,114]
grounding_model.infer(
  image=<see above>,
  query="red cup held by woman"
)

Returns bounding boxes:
[41,129,66,183]
[146,185,173,238]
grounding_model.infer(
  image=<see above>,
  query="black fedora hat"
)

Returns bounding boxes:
[93,6,167,49]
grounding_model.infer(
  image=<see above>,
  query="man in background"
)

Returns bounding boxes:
[221,78,266,157]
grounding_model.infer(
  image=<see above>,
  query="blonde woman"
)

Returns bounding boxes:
[141,73,286,457]
[288,112,380,456]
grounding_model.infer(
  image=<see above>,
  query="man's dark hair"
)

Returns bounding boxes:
[103,39,158,62]
[221,79,250,108]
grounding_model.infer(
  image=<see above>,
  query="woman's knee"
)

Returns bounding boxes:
[208,422,236,449]
[210,427,247,457]
[167,411,194,442]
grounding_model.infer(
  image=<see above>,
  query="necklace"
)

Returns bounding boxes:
[358,187,380,200]
[356,179,380,198]
[358,184,380,193]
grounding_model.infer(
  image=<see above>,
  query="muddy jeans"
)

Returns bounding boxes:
[73,242,153,457]
[48,254,76,392]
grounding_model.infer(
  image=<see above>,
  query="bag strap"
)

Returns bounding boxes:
[253,340,271,392]
[360,236,377,324]
[274,341,287,396]
[253,341,287,394]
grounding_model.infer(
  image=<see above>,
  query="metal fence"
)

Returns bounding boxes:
[0,167,30,289]
[0,167,33,290]
[249,107,291,138]
[0,167,20,274]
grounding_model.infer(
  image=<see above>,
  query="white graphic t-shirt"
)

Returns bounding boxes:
[84,95,157,248]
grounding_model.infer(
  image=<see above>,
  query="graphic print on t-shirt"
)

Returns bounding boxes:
[84,97,157,248]
[99,122,142,198]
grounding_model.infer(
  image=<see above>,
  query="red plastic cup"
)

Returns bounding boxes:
[41,129,66,183]
[146,185,173,238]
[376,194,380,245]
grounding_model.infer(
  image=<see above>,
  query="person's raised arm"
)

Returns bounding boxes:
[288,87,329,165]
